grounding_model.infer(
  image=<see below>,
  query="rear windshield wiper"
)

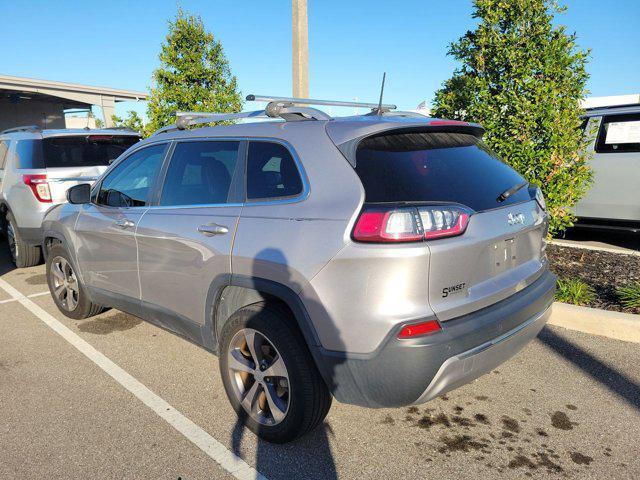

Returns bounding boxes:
[497,181,528,203]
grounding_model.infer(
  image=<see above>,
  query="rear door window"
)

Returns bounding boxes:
[246,141,303,200]
[160,141,240,206]
[595,113,640,153]
[355,131,530,212]
[16,135,139,169]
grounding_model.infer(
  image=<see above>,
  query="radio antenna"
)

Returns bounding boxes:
[376,72,387,115]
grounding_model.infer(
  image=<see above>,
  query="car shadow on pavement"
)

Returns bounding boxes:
[229,248,340,479]
[0,240,16,276]
[539,327,640,410]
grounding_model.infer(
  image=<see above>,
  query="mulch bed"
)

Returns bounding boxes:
[547,244,640,314]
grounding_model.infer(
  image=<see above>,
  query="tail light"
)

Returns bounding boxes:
[23,174,52,203]
[352,205,471,243]
[398,319,442,339]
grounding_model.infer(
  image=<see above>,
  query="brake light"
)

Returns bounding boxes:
[23,174,52,203]
[398,320,441,339]
[352,208,423,242]
[352,206,471,243]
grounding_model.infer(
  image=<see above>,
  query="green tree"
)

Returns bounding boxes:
[111,111,145,134]
[145,9,242,134]
[433,0,593,235]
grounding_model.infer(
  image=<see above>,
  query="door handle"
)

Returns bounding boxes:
[115,218,135,229]
[197,224,229,236]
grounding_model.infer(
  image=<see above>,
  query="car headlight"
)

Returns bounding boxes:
[535,187,546,211]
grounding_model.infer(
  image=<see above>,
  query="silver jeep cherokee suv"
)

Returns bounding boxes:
[0,126,140,267]
[42,96,555,443]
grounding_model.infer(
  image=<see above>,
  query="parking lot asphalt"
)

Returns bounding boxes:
[1,242,639,479]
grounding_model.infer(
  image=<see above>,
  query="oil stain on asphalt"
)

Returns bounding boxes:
[77,313,142,335]
[394,395,605,476]
[25,274,47,285]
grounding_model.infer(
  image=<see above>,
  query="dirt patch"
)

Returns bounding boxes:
[380,415,395,425]
[406,406,419,415]
[77,313,142,335]
[474,413,490,425]
[437,435,488,453]
[417,413,451,429]
[550,411,577,431]
[25,274,47,285]
[535,452,564,473]
[548,243,640,313]
[569,452,593,465]
[566,404,578,411]
[475,395,489,401]
[508,455,537,470]
[501,416,521,433]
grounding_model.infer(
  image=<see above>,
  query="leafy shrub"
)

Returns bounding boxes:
[555,277,595,306]
[617,282,640,310]
[432,0,593,235]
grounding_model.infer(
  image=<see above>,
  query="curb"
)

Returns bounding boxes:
[549,239,640,257]
[548,302,640,343]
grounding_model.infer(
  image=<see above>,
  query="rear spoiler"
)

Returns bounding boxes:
[329,121,485,167]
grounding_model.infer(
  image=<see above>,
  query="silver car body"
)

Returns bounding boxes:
[42,115,555,407]
[574,105,640,230]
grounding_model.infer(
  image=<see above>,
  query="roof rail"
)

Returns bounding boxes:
[1,125,40,135]
[150,94,398,136]
[246,94,397,111]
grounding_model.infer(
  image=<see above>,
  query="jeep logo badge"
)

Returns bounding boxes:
[507,212,525,226]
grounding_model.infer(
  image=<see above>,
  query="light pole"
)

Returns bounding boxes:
[292,0,309,98]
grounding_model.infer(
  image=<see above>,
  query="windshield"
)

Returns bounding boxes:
[17,135,139,169]
[355,131,531,211]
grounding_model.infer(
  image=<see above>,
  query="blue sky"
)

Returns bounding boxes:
[2,0,638,121]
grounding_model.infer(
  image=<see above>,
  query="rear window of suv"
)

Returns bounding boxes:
[355,130,531,212]
[15,135,139,169]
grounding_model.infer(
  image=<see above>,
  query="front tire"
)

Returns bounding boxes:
[219,302,332,443]
[6,212,41,268]
[46,244,102,319]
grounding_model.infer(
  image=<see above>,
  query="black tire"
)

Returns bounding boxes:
[6,212,41,268]
[219,302,332,443]
[46,244,103,319]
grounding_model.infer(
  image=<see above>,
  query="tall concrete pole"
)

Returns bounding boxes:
[292,0,309,98]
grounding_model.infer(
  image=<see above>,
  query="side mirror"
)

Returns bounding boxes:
[67,183,91,204]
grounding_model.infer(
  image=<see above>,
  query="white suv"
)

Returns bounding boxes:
[0,126,140,266]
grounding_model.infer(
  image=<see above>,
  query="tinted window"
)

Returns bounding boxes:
[15,140,44,169]
[355,131,530,211]
[0,140,8,169]
[595,113,640,153]
[15,135,139,169]
[96,144,167,207]
[160,141,240,206]
[246,142,303,200]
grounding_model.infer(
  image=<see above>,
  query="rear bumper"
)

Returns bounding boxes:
[313,269,556,408]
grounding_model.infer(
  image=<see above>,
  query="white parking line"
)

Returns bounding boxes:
[0,290,50,304]
[0,278,266,480]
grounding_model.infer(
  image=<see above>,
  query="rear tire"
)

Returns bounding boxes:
[219,302,332,443]
[6,212,41,268]
[46,244,102,319]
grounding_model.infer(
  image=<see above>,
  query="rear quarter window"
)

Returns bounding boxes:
[355,131,531,212]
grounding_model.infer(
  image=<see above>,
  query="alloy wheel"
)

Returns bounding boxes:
[226,328,290,426]
[50,256,79,311]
